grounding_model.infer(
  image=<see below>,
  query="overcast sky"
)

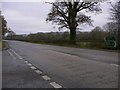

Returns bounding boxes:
[1,0,116,34]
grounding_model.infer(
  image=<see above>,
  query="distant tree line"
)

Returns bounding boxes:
[5,25,118,49]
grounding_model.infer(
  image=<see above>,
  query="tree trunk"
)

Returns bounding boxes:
[70,27,76,44]
[118,13,120,50]
[68,3,77,44]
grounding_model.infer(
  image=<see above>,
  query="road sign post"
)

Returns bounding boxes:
[104,35,116,49]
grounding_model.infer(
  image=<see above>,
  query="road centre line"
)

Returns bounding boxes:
[30,66,37,70]
[25,61,28,63]
[27,63,32,66]
[50,82,62,88]
[35,70,42,74]
[42,75,51,80]
[8,49,63,88]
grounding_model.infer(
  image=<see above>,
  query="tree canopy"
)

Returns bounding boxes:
[46,1,102,44]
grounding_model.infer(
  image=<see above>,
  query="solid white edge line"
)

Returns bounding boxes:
[110,64,119,67]
[50,82,62,88]
[7,50,16,59]
[42,75,51,80]
[7,50,14,57]
[10,49,23,59]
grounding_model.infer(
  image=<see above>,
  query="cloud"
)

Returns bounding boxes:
[2,0,55,2]
[2,3,55,34]
[2,1,114,34]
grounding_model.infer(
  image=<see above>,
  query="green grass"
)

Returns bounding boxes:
[2,41,5,48]
[26,41,117,52]
[0,41,5,49]
[0,41,2,49]
[11,40,118,52]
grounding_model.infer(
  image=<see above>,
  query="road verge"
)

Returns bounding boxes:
[2,41,9,50]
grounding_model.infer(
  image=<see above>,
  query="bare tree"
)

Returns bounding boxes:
[103,22,118,35]
[0,15,7,36]
[110,1,120,22]
[46,1,102,44]
[110,1,120,49]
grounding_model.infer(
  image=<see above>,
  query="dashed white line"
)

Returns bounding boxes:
[8,49,63,88]
[7,50,16,59]
[50,82,62,88]
[27,63,32,66]
[30,66,37,70]
[25,61,28,63]
[10,49,23,59]
[110,64,119,67]
[35,70,42,74]
[42,75,51,80]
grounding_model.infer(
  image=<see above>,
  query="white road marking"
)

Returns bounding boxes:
[30,66,37,70]
[7,50,16,59]
[25,61,28,63]
[27,63,32,66]
[50,82,62,88]
[42,75,51,80]
[35,70,42,74]
[8,49,63,88]
[7,50,14,57]
[110,64,119,67]
[10,49,23,59]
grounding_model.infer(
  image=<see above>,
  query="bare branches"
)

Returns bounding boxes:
[52,3,68,23]
[110,2,120,14]
[76,13,93,26]
[46,1,102,30]
[110,1,120,23]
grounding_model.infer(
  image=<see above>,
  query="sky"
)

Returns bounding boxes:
[1,0,117,34]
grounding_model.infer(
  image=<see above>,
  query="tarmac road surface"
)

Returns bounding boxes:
[3,40,118,88]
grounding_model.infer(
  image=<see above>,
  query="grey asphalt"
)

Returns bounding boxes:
[2,48,53,88]
[0,50,2,90]
[3,40,118,88]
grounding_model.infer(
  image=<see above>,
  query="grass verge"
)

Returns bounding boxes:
[0,41,5,49]
[25,41,118,52]
[2,41,5,49]
[0,41,2,49]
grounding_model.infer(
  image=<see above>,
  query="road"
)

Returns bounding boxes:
[2,47,53,88]
[0,50,2,90]
[3,40,118,88]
